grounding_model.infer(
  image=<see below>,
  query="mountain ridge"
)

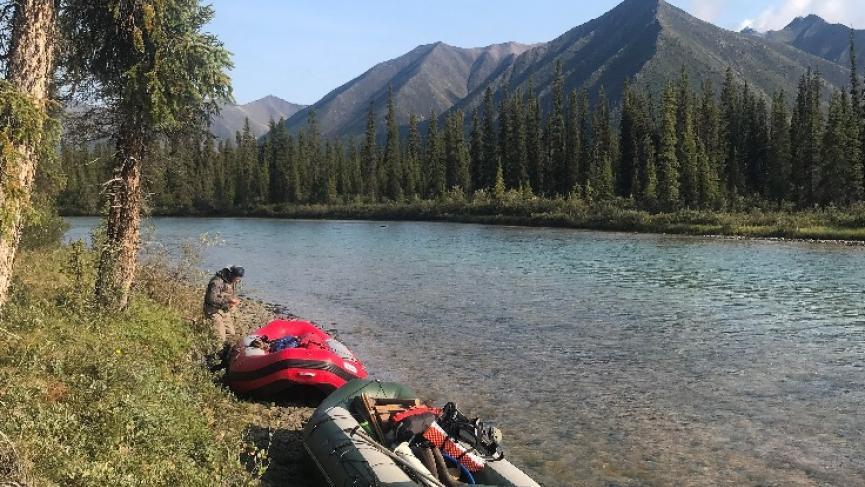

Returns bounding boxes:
[755,15,865,71]
[449,0,848,118]
[280,0,851,139]
[282,41,534,138]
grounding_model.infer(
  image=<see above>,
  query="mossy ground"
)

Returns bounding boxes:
[0,246,317,486]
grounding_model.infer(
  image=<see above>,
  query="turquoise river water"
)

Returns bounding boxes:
[65,217,865,486]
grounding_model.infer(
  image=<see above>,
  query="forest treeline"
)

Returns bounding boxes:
[61,53,865,216]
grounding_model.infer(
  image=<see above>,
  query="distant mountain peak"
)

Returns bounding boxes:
[211,95,306,139]
[766,13,864,69]
[619,0,665,7]
[255,94,288,103]
[787,14,826,30]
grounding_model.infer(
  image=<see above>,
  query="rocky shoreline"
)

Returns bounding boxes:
[228,299,319,486]
[706,234,865,246]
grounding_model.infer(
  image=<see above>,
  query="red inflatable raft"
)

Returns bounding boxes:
[227,319,367,397]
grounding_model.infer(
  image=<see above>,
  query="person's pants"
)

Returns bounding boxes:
[209,309,236,344]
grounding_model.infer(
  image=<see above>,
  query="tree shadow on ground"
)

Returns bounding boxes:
[242,423,321,487]
[239,386,327,486]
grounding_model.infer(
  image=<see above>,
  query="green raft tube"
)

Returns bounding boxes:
[302,379,541,487]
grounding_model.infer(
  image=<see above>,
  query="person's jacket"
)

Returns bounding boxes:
[204,270,235,316]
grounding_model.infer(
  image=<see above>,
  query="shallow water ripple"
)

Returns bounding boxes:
[66,218,865,486]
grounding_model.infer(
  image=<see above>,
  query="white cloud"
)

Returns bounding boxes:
[744,0,865,32]
[689,0,727,23]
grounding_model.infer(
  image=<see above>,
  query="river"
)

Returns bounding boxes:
[65,217,865,486]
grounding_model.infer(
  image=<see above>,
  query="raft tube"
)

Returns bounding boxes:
[302,379,541,487]
[227,319,367,397]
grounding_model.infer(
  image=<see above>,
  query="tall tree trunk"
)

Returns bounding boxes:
[0,0,55,311]
[94,121,145,310]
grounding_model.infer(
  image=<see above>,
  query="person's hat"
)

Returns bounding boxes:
[229,266,245,278]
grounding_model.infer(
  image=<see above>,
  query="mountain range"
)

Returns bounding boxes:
[277,0,853,140]
[283,41,533,138]
[755,15,865,71]
[211,95,306,139]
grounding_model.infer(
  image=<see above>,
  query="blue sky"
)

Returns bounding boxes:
[207,0,864,105]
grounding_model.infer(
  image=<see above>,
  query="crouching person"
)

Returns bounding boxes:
[204,265,244,368]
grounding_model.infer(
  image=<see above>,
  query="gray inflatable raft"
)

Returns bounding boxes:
[302,379,541,487]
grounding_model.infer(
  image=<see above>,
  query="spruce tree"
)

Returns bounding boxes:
[747,96,771,197]
[361,102,378,199]
[498,87,513,187]
[332,139,345,201]
[334,138,349,197]
[658,83,680,209]
[303,110,322,202]
[820,91,852,205]
[852,31,865,198]
[296,126,310,197]
[526,81,543,194]
[481,86,498,189]
[255,128,270,205]
[790,73,807,205]
[235,119,258,207]
[695,140,716,208]
[425,111,445,198]
[847,89,864,202]
[677,70,700,206]
[821,90,863,204]
[720,67,741,201]
[549,60,567,195]
[346,140,362,197]
[217,140,236,209]
[470,109,484,190]
[619,81,638,197]
[851,30,862,122]
[767,91,792,203]
[444,111,470,193]
[272,119,292,203]
[640,134,658,206]
[805,69,824,206]
[287,134,302,202]
[511,91,529,188]
[405,114,421,198]
[590,88,614,199]
[493,162,506,199]
[577,89,592,189]
[566,89,581,194]
[312,139,332,203]
[383,86,402,200]
[63,0,232,308]
[698,79,721,206]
